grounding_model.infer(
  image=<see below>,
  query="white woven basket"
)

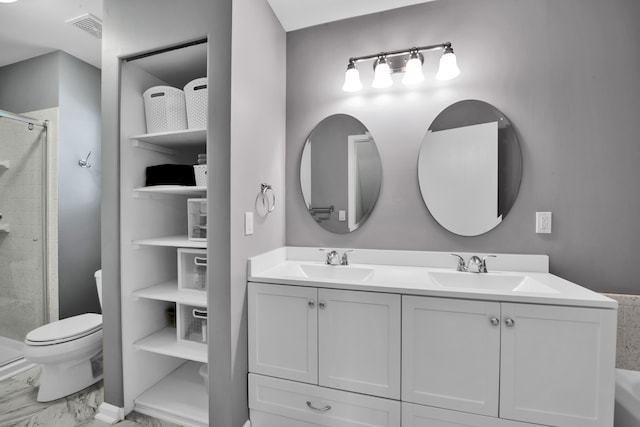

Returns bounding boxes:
[143,86,188,133]
[194,164,207,187]
[184,78,208,129]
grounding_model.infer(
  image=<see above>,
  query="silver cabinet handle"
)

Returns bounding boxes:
[490,317,500,326]
[306,401,331,412]
[505,318,515,327]
[319,301,326,309]
[308,300,315,308]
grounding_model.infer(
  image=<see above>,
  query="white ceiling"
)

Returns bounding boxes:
[267,0,434,31]
[0,0,433,70]
[0,0,102,69]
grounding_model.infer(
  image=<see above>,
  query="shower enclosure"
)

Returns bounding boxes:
[0,109,48,376]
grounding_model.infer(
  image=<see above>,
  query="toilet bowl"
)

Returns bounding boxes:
[23,270,103,402]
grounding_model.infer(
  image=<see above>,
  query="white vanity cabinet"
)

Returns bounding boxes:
[248,283,318,384]
[402,296,501,417]
[403,296,617,427]
[499,303,616,427]
[248,282,401,399]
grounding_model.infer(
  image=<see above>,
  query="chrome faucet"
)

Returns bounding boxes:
[450,253,467,271]
[320,249,355,266]
[450,253,496,273]
[341,250,354,266]
[320,249,341,265]
[466,256,483,273]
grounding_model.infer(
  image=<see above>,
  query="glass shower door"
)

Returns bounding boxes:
[0,112,48,368]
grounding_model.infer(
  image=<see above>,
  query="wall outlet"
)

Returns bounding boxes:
[536,212,552,234]
[244,212,254,235]
[338,210,346,221]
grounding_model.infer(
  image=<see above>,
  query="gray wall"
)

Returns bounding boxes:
[0,52,59,112]
[285,0,640,295]
[231,0,287,423]
[57,52,102,318]
[0,52,102,318]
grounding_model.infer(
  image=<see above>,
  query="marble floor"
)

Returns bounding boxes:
[0,365,179,427]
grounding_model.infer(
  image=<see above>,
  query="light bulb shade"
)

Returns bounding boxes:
[372,59,393,88]
[402,56,424,85]
[342,65,363,92]
[436,51,460,80]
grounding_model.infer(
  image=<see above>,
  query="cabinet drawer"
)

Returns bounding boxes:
[249,374,400,427]
[402,402,533,427]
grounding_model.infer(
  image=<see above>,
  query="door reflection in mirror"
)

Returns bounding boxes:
[418,100,522,236]
[300,114,382,234]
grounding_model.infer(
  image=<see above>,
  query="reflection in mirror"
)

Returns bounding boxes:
[418,100,522,236]
[300,114,382,234]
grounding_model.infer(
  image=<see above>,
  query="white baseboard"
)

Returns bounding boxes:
[94,402,125,424]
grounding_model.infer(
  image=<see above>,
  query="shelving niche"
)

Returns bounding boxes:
[119,40,209,427]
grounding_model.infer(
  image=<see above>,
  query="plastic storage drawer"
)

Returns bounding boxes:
[178,304,207,344]
[187,198,207,241]
[178,248,207,291]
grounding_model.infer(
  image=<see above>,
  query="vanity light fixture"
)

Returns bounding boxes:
[0,0,19,3]
[371,56,393,88]
[342,42,460,92]
[342,60,363,92]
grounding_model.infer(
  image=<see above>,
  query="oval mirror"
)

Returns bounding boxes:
[300,114,382,233]
[418,100,522,236]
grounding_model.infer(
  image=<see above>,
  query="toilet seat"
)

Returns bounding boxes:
[25,313,102,346]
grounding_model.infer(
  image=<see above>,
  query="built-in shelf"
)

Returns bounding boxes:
[135,361,208,427]
[134,327,207,363]
[133,236,207,249]
[133,185,207,197]
[0,160,9,170]
[131,129,206,147]
[0,224,9,233]
[133,281,206,306]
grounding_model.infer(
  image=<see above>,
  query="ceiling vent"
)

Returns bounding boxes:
[65,13,103,40]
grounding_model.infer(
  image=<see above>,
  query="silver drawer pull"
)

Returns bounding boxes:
[319,301,326,309]
[306,401,331,412]
[505,317,515,327]
[490,317,500,326]
[308,300,315,308]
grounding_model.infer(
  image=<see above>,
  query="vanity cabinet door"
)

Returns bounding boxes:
[499,303,616,427]
[402,296,501,417]
[318,289,401,399]
[248,282,318,384]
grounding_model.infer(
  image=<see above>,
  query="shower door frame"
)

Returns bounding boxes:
[0,108,50,330]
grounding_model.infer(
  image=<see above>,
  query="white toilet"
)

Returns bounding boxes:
[23,270,103,402]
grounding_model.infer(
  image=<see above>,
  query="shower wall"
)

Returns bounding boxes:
[0,115,48,341]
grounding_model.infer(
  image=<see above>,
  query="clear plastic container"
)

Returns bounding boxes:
[178,248,207,291]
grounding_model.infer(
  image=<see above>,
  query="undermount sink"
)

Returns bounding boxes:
[300,264,374,281]
[429,271,558,294]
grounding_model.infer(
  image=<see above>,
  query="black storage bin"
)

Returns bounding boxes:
[145,164,196,186]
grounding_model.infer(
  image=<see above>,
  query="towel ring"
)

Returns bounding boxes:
[260,183,276,216]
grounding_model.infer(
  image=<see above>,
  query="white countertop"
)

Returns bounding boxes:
[248,247,617,309]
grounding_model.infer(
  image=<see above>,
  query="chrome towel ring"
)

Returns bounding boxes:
[256,183,275,216]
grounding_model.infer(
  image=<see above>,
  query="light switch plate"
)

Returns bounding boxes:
[338,210,346,221]
[244,212,254,235]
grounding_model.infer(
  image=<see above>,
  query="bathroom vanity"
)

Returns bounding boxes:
[247,247,617,427]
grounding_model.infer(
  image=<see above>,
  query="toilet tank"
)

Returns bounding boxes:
[95,270,103,309]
